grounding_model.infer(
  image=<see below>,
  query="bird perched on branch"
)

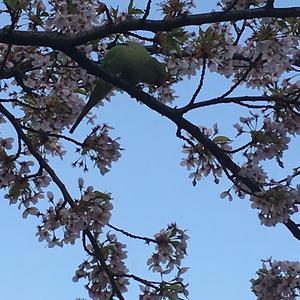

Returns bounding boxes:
[69,42,167,133]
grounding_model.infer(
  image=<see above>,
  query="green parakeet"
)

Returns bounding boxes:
[70,42,167,133]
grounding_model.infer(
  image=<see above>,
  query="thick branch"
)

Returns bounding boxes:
[64,48,260,191]
[0,8,299,48]
[64,47,300,240]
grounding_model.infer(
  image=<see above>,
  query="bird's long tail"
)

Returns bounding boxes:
[69,80,113,133]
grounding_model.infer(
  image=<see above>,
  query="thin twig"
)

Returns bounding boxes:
[108,224,156,243]
[233,20,247,46]
[126,31,154,42]
[117,273,160,290]
[226,142,252,154]
[20,125,84,147]
[177,95,277,114]
[186,58,207,107]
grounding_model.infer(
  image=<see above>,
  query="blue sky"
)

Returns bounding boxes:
[0,1,300,300]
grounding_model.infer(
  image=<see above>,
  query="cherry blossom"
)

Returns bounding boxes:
[251,259,300,300]
[180,125,232,186]
[221,0,268,10]
[250,185,300,226]
[148,224,189,275]
[73,233,129,300]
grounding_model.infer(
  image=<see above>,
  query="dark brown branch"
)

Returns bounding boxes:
[125,31,154,42]
[58,7,300,45]
[108,224,156,243]
[235,102,272,109]
[64,47,260,192]
[0,8,299,48]
[63,46,300,240]
[233,20,247,45]
[265,0,275,9]
[226,142,252,154]
[82,231,95,257]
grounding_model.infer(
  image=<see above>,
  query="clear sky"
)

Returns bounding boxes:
[0,1,299,300]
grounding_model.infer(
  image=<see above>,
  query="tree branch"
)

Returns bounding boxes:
[63,46,300,240]
[0,8,299,48]
[64,48,260,193]
[108,224,156,243]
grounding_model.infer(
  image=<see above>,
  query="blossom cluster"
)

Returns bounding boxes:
[251,259,300,300]
[250,185,300,226]
[220,0,267,10]
[73,233,129,300]
[45,0,104,32]
[139,223,189,299]
[147,223,189,275]
[234,114,291,166]
[272,81,300,136]
[165,23,238,80]
[72,223,189,300]
[220,164,268,201]
[221,110,300,226]
[139,277,189,300]
[21,47,113,134]
[73,124,122,174]
[159,0,195,18]
[237,19,299,88]
[180,125,232,186]
[0,126,53,209]
[36,183,113,247]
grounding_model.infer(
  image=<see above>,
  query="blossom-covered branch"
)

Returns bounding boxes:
[0,103,125,300]
[0,8,299,47]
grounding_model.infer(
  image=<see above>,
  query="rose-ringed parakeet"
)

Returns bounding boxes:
[69,42,167,133]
